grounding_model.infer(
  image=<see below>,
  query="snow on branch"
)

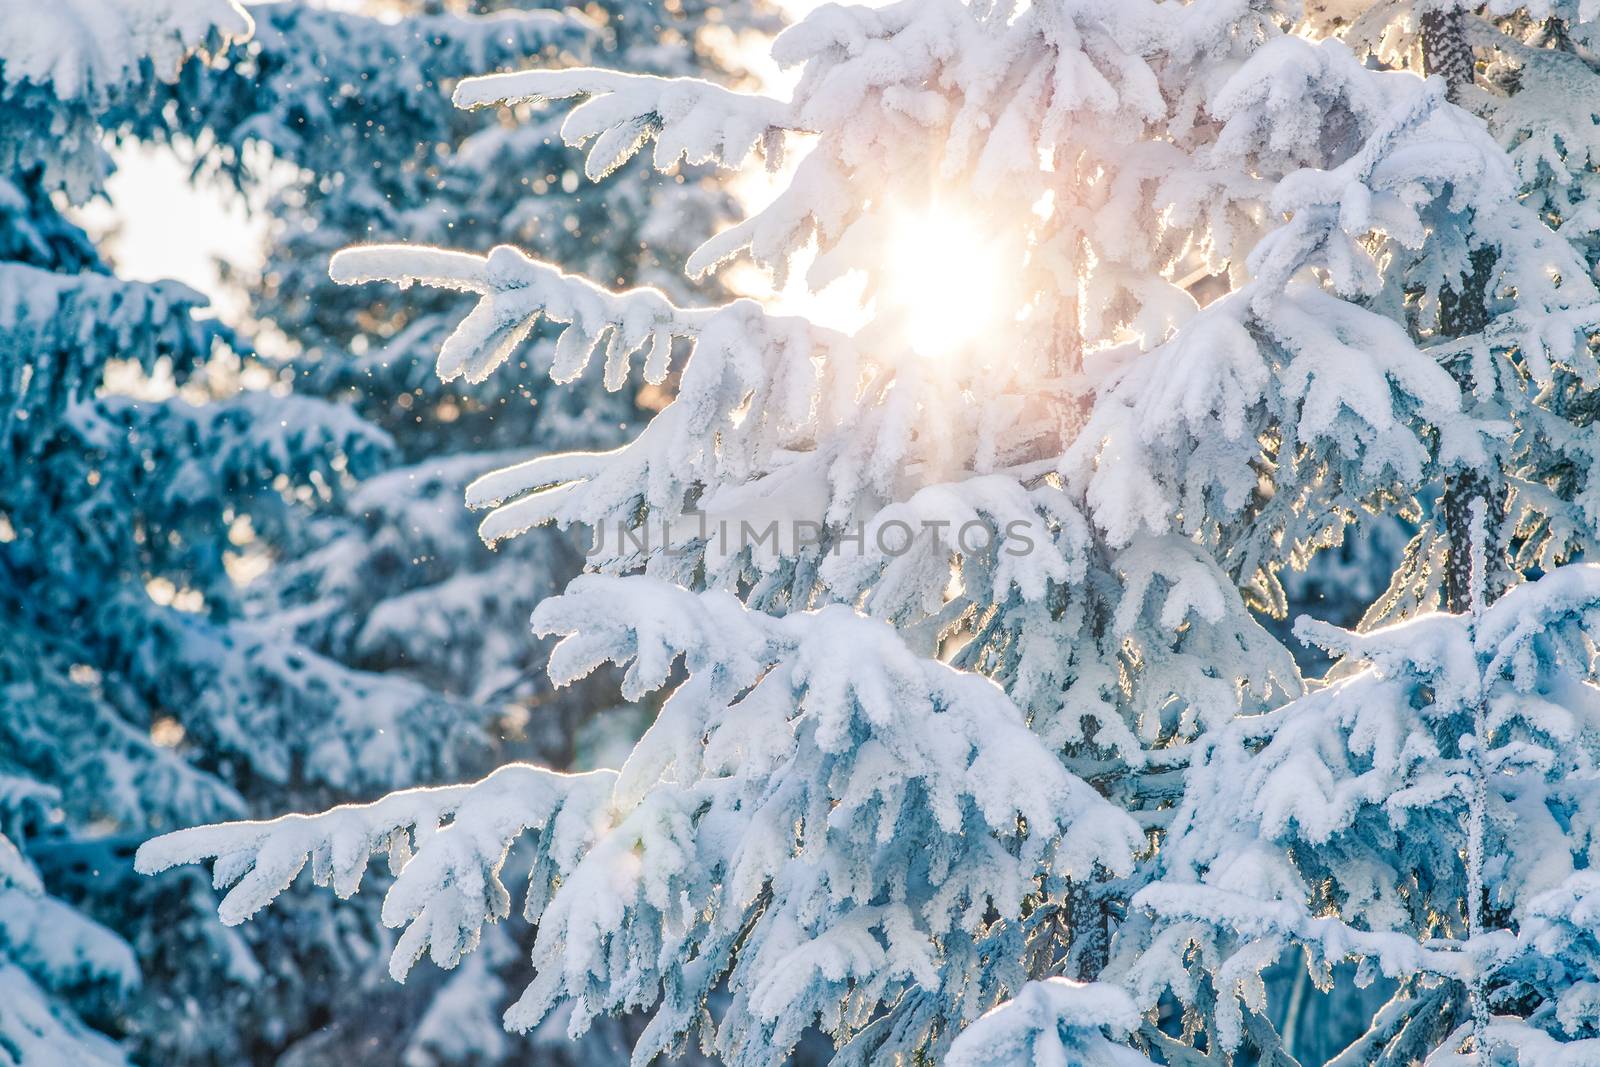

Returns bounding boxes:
[332,242,862,555]
[330,243,699,387]
[0,886,139,995]
[0,0,254,197]
[453,68,796,179]
[0,833,40,897]
[1238,40,1507,303]
[136,763,615,980]
[1064,284,1491,563]
[946,979,1154,1067]
[183,3,596,187]
[0,0,252,105]
[531,574,1138,860]
[501,574,1143,1056]
[818,475,1088,620]
[1293,562,1600,695]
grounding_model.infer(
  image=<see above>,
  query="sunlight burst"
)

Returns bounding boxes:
[885,206,1009,359]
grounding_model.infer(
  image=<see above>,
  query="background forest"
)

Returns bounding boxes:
[5,1,1600,1066]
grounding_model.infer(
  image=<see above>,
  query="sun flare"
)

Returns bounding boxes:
[885,206,1009,359]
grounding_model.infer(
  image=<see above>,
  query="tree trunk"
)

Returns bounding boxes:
[1420,9,1476,105]
[1420,9,1505,615]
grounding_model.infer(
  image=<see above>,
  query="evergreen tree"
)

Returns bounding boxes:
[142,0,1600,1064]
[1134,556,1600,1064]
[0,3,306,1062]
[1280,2,1600,638]
[1111,5,1600,1065]
[0,3,586,1062]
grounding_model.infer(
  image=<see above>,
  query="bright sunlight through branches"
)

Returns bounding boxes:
[885,204,1009,359]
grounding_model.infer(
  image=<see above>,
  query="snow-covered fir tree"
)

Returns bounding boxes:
[139,0,1600,1064]
[2,4,250,1062]
[1132,544,1600,1064]
[0,2,569,1063]
[1245,3,1600,672]
[1315,2,1600,606]
[1110,6,1600,1064]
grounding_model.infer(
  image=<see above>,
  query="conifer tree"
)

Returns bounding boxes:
[0,3,572,1062]
[1134,552,1600,1065]
[1288,2,1600,627]
[1109,5,1600,1065]
[140,1,1600,1064]
[2,3,262,1062]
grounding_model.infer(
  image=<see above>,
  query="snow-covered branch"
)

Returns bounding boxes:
[136,764,615,979]
[330,243,700,387]
[454,68,796,179]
